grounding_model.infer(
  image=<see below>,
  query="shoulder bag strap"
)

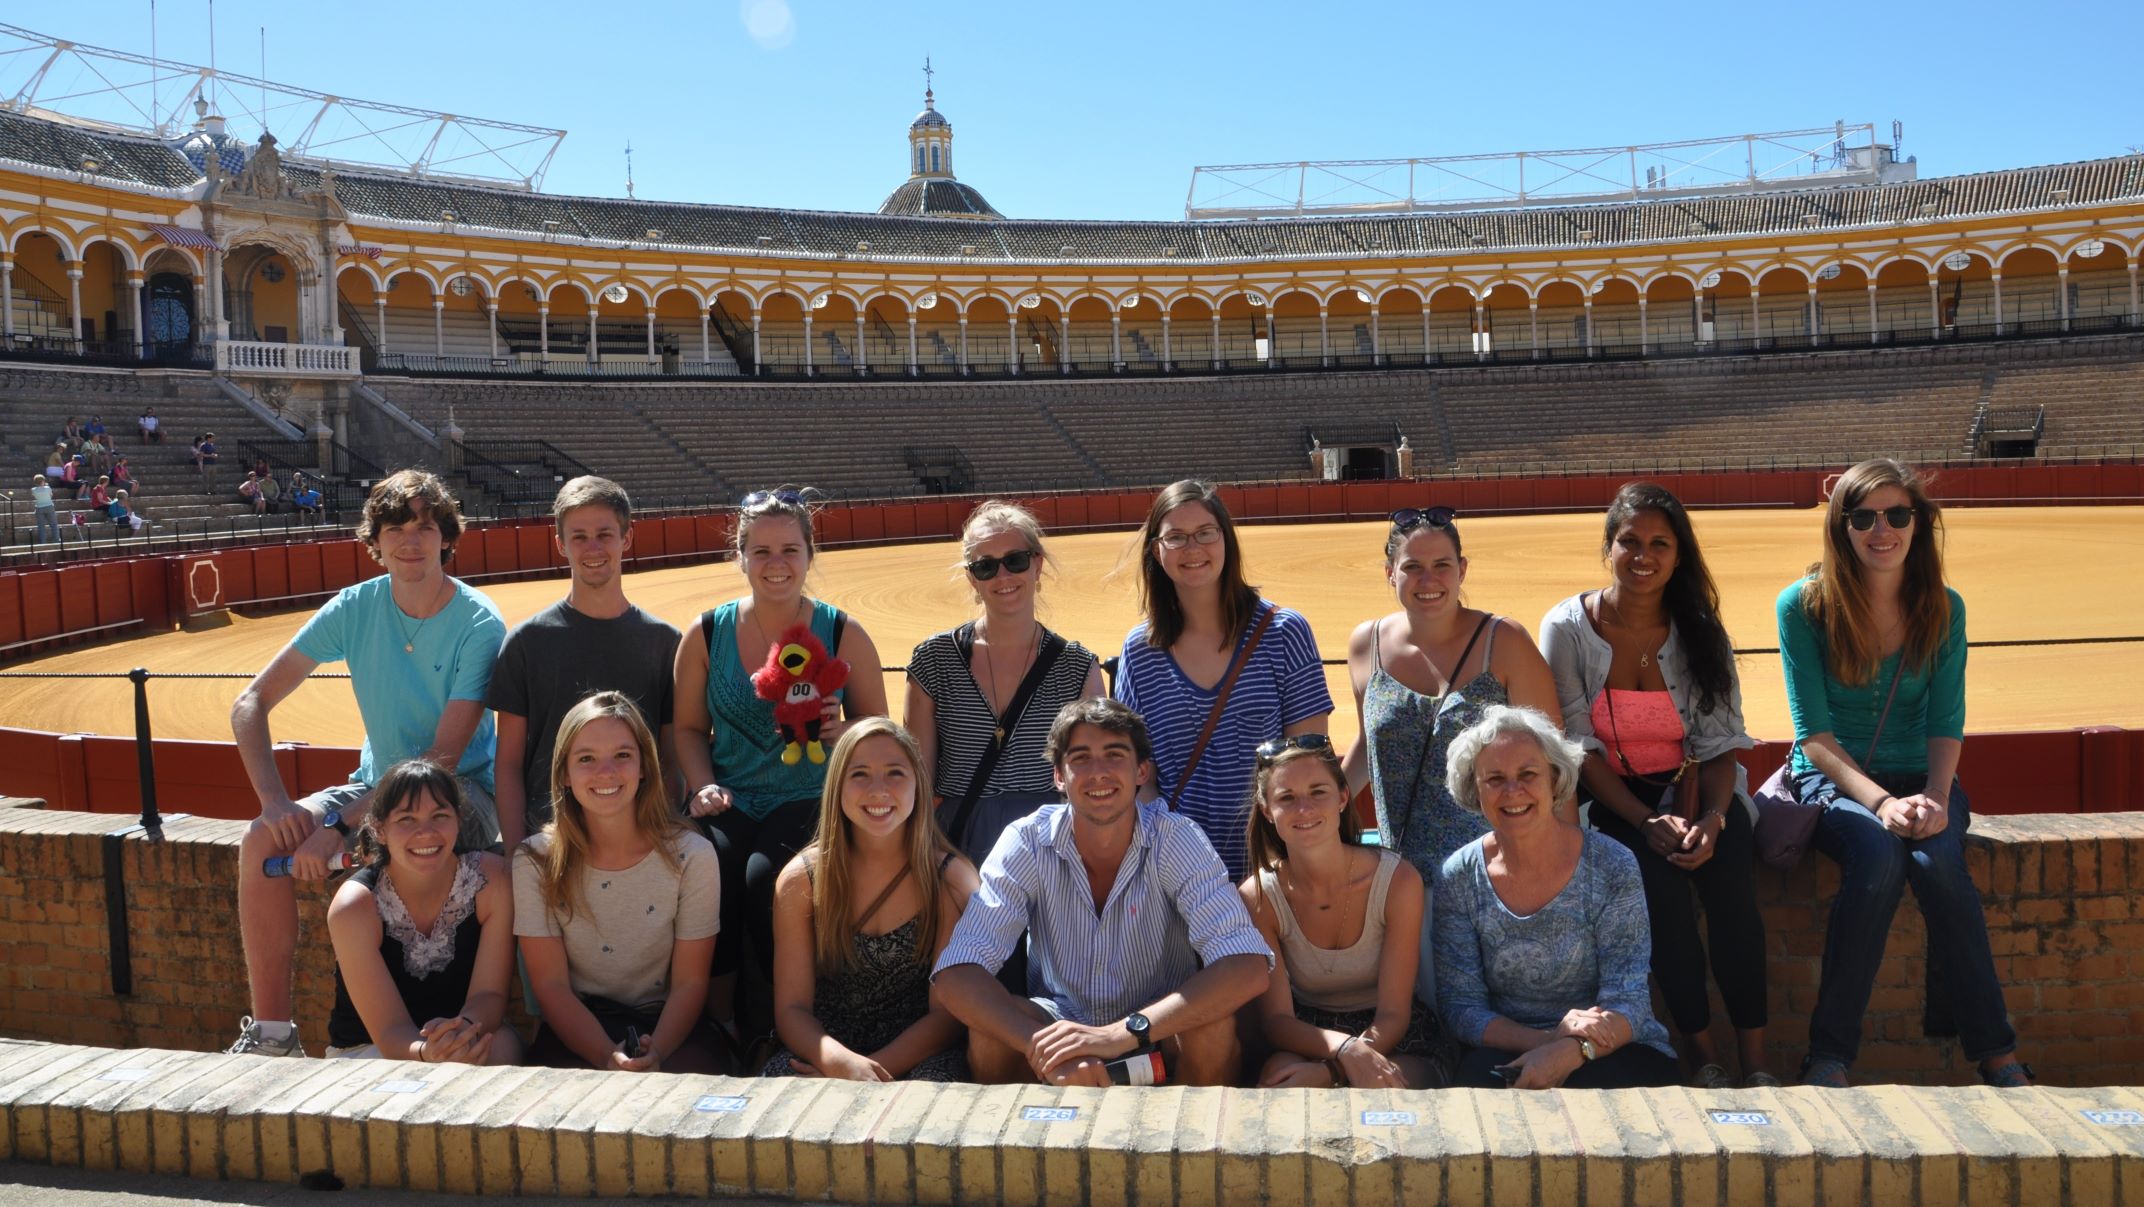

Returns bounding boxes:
[1863,660,1906,766]
[947,627,1068,844]
[1168,607,1278,812]
[855,862,915,930]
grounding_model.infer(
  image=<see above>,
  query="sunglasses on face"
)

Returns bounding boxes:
[740,489,806,510]
[1155,526,1223,551]
[1255,733,1334,764]
[965,549,1037,580]
[1390,506,1458,531]
[1847,505,1915,532]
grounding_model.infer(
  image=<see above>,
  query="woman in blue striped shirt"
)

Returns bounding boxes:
[1113,481,1333,881]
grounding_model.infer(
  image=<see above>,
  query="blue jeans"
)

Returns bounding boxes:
[33,506,60,544]
[1797,770,2016,1067]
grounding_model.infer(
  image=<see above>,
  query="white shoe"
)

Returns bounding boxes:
[1692,1062,1734,1090]
[227,1016,306,1057]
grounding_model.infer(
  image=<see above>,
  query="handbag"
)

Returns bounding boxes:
[1754,663,1903,870]
[943,622,1067,848]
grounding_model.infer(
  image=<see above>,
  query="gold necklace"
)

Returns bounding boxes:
[1601,589,1661,669]
[746,596,808,659]
[394,577,451,654]
[977,618,1040,742]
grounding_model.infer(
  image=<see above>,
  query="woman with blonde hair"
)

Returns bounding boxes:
[765,717,979,1080]
[906,500,1103,861]
[1777,458,2027,1088]
[515,692,727,1072]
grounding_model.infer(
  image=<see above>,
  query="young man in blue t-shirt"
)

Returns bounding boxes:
[227,470,506,1058]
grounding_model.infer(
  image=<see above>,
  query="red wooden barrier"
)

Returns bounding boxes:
[252,545,290,603]
[0,726,73,805]
[881,504,917,541]
[292,744,364,796]
[816,507,852,545]
[515,524,550,573]
[320,541,360,592]
[661,515,697,556]
[848,508,885,543]
[286,543,323,600]
[128,559,169,632]
[632,518,667,561]
[694,515,728,554]
[214,549,256,605]
[18,570,59,640]
[53,564,93,629]
[453,527,488,577]
[91,561,131,628]
[0,574,24,647]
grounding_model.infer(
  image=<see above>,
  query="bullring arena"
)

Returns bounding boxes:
[3,19,2144,1204]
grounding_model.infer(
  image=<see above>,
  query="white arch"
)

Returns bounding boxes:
[5,224,81,260]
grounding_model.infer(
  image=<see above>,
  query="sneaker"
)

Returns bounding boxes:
[1693,1062,1734,1090]
[1743,1071,1785,1089]
[227,1016,306,1058]
[1801,1057,1850,1088]
[1979,1060,2035,1088]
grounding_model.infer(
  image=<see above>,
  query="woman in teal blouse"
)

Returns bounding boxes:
[1776,458,2026,1089]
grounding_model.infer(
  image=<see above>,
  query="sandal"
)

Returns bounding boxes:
[1692,1063,1734,1090]
[1979,1059,2035,1088]
[1743,1071,1784,1089]
[1800,1057,1850,1089]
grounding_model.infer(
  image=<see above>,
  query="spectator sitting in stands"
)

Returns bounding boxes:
[325,760,521,1065]
[292,475,323,517]
[240,472,267,515]
[81,434,108,476]
[199,434,220,491]
[138,408,163,444]
[107,490,136,533]
[44,443,68,482]
[111,457,139,496]
[86,476,113,509]
[933,697,1273,1087]
[63,456,85,494]
[86,416,107,447]
[260,473,283,513]
[59,417,82,451]
[253,456,273,483]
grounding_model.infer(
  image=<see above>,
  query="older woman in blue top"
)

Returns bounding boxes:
[1434,705,1679,1089]
[1113,480,1332,880]
[1777,458,2027,1089]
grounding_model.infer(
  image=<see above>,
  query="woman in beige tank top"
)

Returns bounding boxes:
[1237,737,1453,1089]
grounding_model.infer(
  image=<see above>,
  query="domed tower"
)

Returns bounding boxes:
[878,60,1002,218]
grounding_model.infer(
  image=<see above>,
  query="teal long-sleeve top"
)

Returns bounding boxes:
[1775,578,1967,779]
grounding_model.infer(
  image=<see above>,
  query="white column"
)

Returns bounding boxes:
[538,305,550,357]
[859,316,870,372]
[1263,307,1276,364]
[432,297,445,356]
[957,316,968,372]
[2129,263,2140,324]
[1210,312,1222,370]
[127,276,146,356]
[1750,290,1762,343]
[65,263,83,350]
[1110,314,1121,367]
[907,316,918,375]
[1318,308,1330,364]
[700,312,711,365]
[1807,286,1820,338]
[487,304,499,358]
[2058,266,2071,329]
[1006,315,1018,373]
[1867,283,1879,341]
[1473,298,1488,359]
[1369,306,1381,363]
[1529,300,1540,354]
[803,313,815,374]
[752,313,763,375]
[375,294,389,354]
[644,311,656,363]
[1928,280,1942,336]
[207,246,227,339]
[1420,306,1432,363]
[1638,296,1650,353]
[192,275,207,347]
[586,308,599,363]
[1160,314,1172,368]
[1584,297,1596,352]
[1992,275,2004,334]
[1058,314,1070,371]
[2,260,15,342]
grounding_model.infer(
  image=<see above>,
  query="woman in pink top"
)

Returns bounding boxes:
[1538,482,1771,1089]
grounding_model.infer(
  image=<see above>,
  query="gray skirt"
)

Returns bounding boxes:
[938,790,1059,865]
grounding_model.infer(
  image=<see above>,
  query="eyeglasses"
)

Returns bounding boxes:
[1846,505,1915,532]
[1255,733,1334,764]
[740,489,805,511]
[965,549,1037,580]
[1155,526,1223,551]
[1390,506,1458,531]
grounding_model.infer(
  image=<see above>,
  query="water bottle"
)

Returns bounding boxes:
[263,852,356,877]
[1104,1048,1166,1086]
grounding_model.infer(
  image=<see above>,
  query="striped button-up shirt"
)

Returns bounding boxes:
[933,799,1273,1026]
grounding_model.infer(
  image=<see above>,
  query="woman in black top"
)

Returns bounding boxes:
[325,761,521,1063]
[904,500,1102,862]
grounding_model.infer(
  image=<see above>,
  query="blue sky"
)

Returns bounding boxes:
[10,0,2140,220]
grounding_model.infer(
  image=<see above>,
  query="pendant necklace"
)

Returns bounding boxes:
[978,619,1039,742]
[1602,590,1656,669]
[395,578,451,654]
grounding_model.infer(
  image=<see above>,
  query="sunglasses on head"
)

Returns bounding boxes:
[1255,733,1334,764]
[1846,505,1915,532]
[1390,506,1458,531]
[965,549,1037,580]
[740,489,805,510]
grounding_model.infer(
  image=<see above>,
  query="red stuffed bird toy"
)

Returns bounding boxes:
[750,622,851,765]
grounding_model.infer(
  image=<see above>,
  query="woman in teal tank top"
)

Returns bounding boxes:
[673,489,887,1030]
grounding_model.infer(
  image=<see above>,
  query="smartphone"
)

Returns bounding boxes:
[624,1025,642,1055]
[1490,1063,1521,1086]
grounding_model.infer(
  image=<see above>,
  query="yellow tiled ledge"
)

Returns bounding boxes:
[4,1039,2142,1204]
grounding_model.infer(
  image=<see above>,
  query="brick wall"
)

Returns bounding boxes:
[3,807,2141,1085]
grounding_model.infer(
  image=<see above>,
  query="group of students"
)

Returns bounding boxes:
[228,459,2030,1092]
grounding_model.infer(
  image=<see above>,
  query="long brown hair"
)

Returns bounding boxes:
[1244,743,1360,891]
[1136,479,1260,650]
[801,717,962,974]
[1603,482,1735,713]
[534,692,685,926]
[1803,458,1951,684]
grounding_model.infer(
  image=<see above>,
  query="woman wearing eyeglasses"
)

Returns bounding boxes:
[674,487,889,1031]
[1539,482,1772,1089]
[905,501,1103,862]
[1777,458,2028,1089]
[1345,506,1559,888]
[1114,480,1333,881]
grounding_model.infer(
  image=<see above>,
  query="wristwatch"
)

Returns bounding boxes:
[1578,1038,1598,1062]
[321,808,350,836]
[1124,1012,1152,1051]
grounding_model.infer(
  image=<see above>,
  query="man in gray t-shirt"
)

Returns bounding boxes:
[488,477,680,848]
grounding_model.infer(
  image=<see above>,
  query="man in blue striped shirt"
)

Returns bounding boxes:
[934,698,1273,1087]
